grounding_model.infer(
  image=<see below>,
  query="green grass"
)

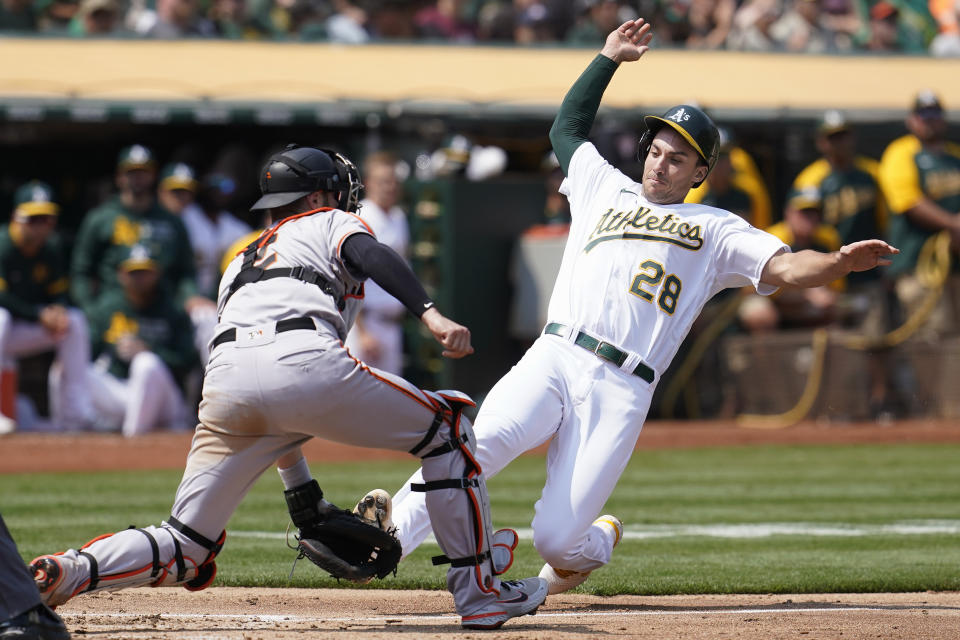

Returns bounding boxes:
[3,442,960,594]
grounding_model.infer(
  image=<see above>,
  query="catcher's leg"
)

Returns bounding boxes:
[411,391,546,626]
[30,519,224,607]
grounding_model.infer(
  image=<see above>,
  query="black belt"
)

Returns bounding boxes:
[212,317,317,349]
[544,322,655,383]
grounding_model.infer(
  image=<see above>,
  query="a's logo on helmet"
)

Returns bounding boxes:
[668,108,689,123]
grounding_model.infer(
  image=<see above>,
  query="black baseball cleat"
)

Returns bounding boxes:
[460,577,548,630]
[0,603,71,640]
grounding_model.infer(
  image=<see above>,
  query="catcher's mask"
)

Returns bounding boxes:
[251,144,364,212]
[637,105,720,188]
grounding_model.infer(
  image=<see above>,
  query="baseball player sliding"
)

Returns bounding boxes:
[386,18,899,595]
[28,145,548,630]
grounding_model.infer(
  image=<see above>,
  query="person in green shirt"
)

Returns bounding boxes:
[86,245,199,437]
[70,144,217,364]
[878,90,960,337]
[0,181,95,434]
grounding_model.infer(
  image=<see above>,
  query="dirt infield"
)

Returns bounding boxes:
[4,417,960,473]
[55,587,960,639]
[7,420,960,638]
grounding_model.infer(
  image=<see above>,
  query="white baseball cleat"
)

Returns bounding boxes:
[538,514,623,595]
[491,527,519,575]
[353,489,394,531]
[460,576,548,630]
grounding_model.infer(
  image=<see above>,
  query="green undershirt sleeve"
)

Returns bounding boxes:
[549,54,620,175]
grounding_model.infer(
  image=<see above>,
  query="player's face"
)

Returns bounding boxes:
[642,129,707,204]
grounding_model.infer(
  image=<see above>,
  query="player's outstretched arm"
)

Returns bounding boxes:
[760,240,899,289]
[549,19,652,174]
[421,307,473,359]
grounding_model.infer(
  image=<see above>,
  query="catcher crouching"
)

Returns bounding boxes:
[28,145,547,631]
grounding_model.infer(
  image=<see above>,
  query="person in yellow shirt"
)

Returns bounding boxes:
[739,187,843,332]
[685,127,772,228]
[878,90,960,337]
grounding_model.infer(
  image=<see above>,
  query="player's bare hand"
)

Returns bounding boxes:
[839,240,899,272]
[39,304,69,338]
[421,308,474,359]
[601,18,653,64]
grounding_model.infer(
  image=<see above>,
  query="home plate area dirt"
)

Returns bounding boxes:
[13,421,960,639]
[56,588,960,640]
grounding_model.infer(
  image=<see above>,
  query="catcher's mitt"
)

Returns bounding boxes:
[293,504,402,583]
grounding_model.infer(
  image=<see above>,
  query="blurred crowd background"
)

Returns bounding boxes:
[1,0,960,56]
[1,0,960,437]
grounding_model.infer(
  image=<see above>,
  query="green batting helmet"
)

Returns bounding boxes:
[637,105,720,188]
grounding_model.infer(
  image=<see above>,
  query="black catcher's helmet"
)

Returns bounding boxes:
[637,105,720,188]
[251,145,364,212]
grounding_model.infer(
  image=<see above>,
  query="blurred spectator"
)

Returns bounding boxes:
[652,0,693,45]
[685,127,773,228]
[770,0,832,52]
[344,151,410,375]
[689,127,755,223]
[369,0,420,39]
[68,0,124,36]
[686,0,736,49]
[878,90,960,337]
[929,0,960,54]
[156,162,245,364]
[739,187,843,332]
[793,110,891,413]
[87,245,198,436]
[819,0,864,49]
[422,133,508,181]
[138,0,216,37]
[36,0,80,33]
[793,110,887,271]
[728,0,783,51]
[0,181,95,434]
[208,0,271,39]
[415,0,475,41]
[475,0,516,41]
[565,0,621,45]
[70,145,210,329]
[323,0,369,42]
[864,0,938,53]
[515,1,559,43]
[0,0,37,31]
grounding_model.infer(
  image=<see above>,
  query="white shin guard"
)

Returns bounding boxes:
[411,391,498,615]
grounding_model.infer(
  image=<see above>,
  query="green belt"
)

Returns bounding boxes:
[544,322,655,384]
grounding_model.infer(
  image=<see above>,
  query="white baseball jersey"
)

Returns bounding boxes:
[550,142,788,375]
[181,204,252,296]
[343,198,410,374]
[389,142,790,576]
[217,208,372,341]
[354,198,409,317]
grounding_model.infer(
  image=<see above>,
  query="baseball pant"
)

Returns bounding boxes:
[87,351,188,436]
[392,333,653,573]
[47,324,499,616]
[0,307,94,430]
